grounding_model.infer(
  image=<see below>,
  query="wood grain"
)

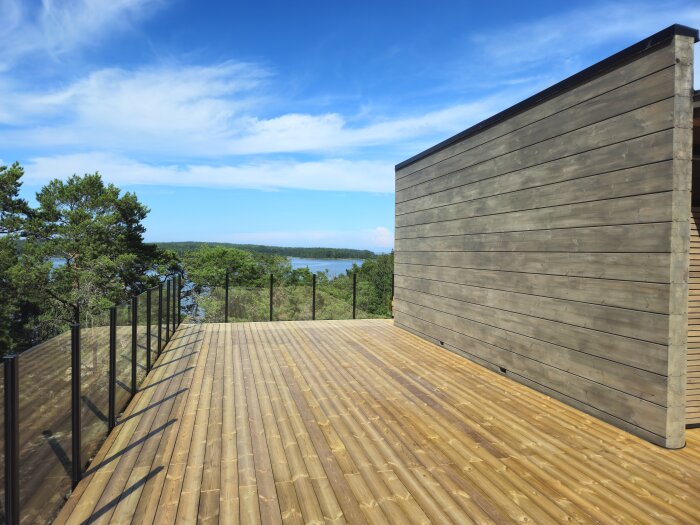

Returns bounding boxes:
[394,34,695,446]
[52,321,700,524]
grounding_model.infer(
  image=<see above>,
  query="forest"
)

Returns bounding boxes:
[158,241,376,259]
[0,163,393,354]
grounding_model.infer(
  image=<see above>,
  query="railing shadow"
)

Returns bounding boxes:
[150,352,197,371]
[85,419,176,475]
[41,430,71,477]
[138,367,194,392]
[81,466,163,524]
[81,395,108,423]
[117,389,188,426]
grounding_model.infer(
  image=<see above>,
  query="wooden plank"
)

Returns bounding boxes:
[395,274,669,343]
[397,160,672,224]
[53,321,700,524]
[397,97,674,195]
[396,42,675,178]
[394,222,673,253]
[395,262,669,313]
[396,192,672,239]
[394,251,671,283]
[394,290,667,374]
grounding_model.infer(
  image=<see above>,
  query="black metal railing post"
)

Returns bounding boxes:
[391,272,395,317]
[157,283,163,356]
[177,275,182,325]
[224,270,229,323]
[4,355,19,525]
[165,279,171,343]
[146,289,152,373]
[269,273,274,322]
[108,306,117,430]
[131,296,137,395]
[352,272,357,320]
[312,273,316,321]
[172,277,177,334]
[71,323,82,488]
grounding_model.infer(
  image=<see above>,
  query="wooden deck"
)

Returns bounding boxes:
[54,320,700,524]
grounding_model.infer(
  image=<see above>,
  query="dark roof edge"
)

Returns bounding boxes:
[395,23,699,171]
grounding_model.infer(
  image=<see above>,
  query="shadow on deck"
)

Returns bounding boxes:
[55,320,700,524]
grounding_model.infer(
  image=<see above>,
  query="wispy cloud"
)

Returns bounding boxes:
[22,152,395,193]
[0,0,164,71]
[470,1,700,82]
[2,0,698,198]
[0,61,505,158]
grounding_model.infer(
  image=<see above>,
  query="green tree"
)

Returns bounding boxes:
[16,173,168,332]
[183,246,290,288]
[0,163,34,352]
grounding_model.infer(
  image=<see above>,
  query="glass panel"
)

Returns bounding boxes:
[316,274,352,320]
[17,329,72,523]
[230,287,268,322]
[196,286,224,323]
[355,274,392,319]
[150,288,160,361]
[136,294,148,387]
[115,303,132,416]
[80,309,110,472]
[273,282,312,321]
[0,360,4,523]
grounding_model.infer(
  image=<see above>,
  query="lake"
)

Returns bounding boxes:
[289,257,363,278]
[52,256,364,278]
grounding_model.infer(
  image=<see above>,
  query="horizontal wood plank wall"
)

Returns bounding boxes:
[394,33,695,448]
[688,210,700,425]
[689,95,700,427]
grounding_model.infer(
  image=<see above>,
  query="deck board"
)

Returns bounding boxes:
[54,320,700,524]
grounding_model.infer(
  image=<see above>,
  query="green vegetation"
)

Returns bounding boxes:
[0,163,180,353]
[158,241,375,259]
[182,245,393,322]
[0,162,393,354]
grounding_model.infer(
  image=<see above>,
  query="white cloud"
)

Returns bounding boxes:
[471,2,700,83]
[22,152,395,193]
[0,61,504,158]
[0,0,164,70]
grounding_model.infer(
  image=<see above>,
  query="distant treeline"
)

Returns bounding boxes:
[156,241,376,259]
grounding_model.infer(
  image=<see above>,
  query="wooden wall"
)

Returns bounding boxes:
[689,96,700,426]
[394,28,696,448]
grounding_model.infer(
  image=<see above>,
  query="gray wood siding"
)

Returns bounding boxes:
[688,210,700,425]
[394,33,695,448]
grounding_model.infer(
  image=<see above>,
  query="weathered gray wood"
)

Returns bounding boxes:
[397,66,675,191]
[395,275,667,342]
[394,263,669,313]
[396,43,676,179]
[394,252,672,283]
[665,35,694,444]
[392,311,668,437]
[393,308,668,404]
[394,222,672,253]
[394,289,668,373]
[396,192,672,239]
[394,34,695,448]
[397,129,674,205]
[397,97,674,196]
[397,160,672,224]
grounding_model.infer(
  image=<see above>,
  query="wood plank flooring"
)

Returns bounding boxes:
[54,320,700,524]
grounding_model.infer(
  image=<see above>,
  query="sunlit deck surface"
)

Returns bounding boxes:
[55,320,700,524]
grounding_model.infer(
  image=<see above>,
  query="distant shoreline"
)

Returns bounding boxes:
[155,241,377,260]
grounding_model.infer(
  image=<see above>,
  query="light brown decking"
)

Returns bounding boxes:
[54,320,700,524]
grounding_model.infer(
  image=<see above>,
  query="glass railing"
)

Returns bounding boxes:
[189,272,393,323]
[1,276,182,524]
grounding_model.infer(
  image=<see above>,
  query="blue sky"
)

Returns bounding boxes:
[1,0,698,251]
